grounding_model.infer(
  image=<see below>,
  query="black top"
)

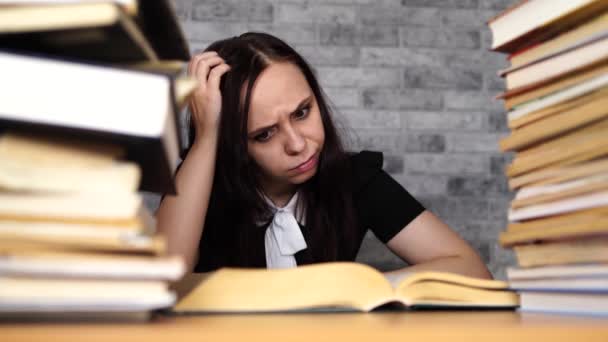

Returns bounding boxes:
[194,151,425,272]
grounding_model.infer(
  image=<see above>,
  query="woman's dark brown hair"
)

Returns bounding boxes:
[186,32,357,271]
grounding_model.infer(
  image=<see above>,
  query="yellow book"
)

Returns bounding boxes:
[500,206,608,246]
[502,62,608,110]
[513,237,608,267]
[173,262,518,313]
[509,158,608,189]
[500,89,608,151]
[0,131,140,194]
[509,12,608,68]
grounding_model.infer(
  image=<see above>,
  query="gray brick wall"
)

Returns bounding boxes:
[165,0,517,279]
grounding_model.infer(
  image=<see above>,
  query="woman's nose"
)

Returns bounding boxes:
[284,124,306,155]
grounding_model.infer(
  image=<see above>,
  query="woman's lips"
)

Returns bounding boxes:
[291,154,317,174]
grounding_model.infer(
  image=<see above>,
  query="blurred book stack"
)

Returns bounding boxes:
[0,0,194,320]
[489,0,608,316]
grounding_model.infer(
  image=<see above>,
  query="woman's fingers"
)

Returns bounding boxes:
[194,56,225,87]
[207,63,231,93]
[187,51,217,76]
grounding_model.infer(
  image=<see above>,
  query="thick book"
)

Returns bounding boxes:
[500,206,608,246]
[506,74,608,129]
[0,131,140,193]
[0,276,175,313]
[500,88,608,151]
[0,51,181,193]
[487,0,608,53]
[0,1,189,62]
[506,119,608,178]
[509,158,608,189]
[509,12,608,68]
[519,292,608,316]
[508,263,608,280]
[508,191,608,222]
[172,262,519,313]
[510,174,608,209]
[500,62,608,110]
[501,33,608,90]
[513,237,608,267]
[0,251,184,281]
[0,205,155,246]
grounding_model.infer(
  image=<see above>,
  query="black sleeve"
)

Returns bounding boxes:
[352,151,426,243]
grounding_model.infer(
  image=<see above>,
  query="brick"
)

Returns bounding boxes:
[445,132,504,152]
[320,24,398,47]
[324,87,359,108]
[191,0,274,22]
[487,110,509,132]
[416,196,448,217]
[447,176,509,196]
[353,132,402,151]
[317,67,401,88]
[490,154,512,175]
[340,110,401,129]
[405,111,485,130]
[403,153,488,174]
[402,0,478,8]
[277,3,356,24]
[439,9,496,28]
[399,27,480,49]
[171,0,194,21]
[362,89,442,110]
[297,46,360,67]
[248,1,274,22]
[247,23,316,45]
[446,197,490,219]
[289,0,399,5]
[404,132,446,153]
[383,154,405,174]
[420,196,490,220]
[394,174,448,196]
[360,7,439,26]
[403,65,482,90]
[192,0,244,22]
[480,0,514,10]
[181,21,248,42]
[361,47,482,68]
[444,90,503,111]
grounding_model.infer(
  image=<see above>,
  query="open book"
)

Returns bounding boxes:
[172,262,519,313]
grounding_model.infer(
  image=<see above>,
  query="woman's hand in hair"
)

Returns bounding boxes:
[188,51,231,140]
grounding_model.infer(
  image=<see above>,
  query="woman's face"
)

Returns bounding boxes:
[246,62,325,194]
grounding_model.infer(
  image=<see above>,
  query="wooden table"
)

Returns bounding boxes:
[3,311,608,342]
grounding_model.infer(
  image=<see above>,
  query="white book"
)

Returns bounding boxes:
[0,51,180,193]
[508,264,608,280]
[508,74,608,121]
[520,292,608,316]
[508,191,608,221]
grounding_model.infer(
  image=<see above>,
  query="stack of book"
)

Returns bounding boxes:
[0,0,194,320]
[488,0,608,316]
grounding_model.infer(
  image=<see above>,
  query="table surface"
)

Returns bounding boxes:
[2,311,608,342]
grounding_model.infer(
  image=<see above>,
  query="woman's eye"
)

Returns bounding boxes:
[294,106,310,120]
[254,130,273,142]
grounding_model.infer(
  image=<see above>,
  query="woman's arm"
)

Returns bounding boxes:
[156,52,230,272]
[384,210,493,280]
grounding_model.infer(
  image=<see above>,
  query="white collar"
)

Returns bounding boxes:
[262,192,308,269]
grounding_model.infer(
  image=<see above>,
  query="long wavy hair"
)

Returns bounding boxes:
[187,32,357,270]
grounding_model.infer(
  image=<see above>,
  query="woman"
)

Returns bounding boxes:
[157,32,492,280]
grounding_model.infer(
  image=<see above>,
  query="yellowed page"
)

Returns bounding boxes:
[173,262,395,313]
